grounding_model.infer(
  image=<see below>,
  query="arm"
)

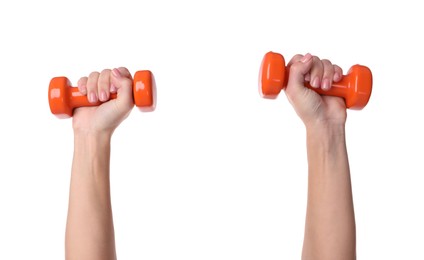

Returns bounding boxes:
[303,123,355,260]
[65,68,134,260]
[66,132,115,259]
[284,54,356,260]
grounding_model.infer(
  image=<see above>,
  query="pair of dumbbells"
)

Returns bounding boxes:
[49,70,155,118]
[48,53,372,117]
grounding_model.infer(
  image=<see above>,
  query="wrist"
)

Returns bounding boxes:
[305,124,347,172]
[73,131,112,159]
[306,121,346,137]
[306,122,346,150]
[72,131,111,178]
[73,129,113,142]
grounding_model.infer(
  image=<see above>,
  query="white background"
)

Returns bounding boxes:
[1,0,423,259]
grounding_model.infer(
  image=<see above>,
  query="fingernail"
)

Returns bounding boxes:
[322,78,330,90]
[100,91,107,101]
[112,68,121,78]
[89,92,97,103]
[110,84,117,93]
[301,53,312,63]
[311,77,320,88]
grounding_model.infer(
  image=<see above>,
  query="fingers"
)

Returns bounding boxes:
[86,71,100,103]
[333,65,343,82]
[111,67,133,96]
[318,59,333,91]
[287,53,314,84]
[308,56,321,89]
[76,68,132,104]
[110,68,134,109]
[285,53,313,98]
[288,53,342,91]
[97,69,112,102]
[115,67,132,79]
[77,77,88,95]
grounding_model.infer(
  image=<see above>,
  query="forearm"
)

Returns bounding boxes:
[66,132,116,260]
[302,124,356,260]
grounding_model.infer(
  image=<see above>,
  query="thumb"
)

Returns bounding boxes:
[111,68,134,112]
[285,53,313,103]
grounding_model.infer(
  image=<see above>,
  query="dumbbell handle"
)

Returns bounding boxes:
[291,69,356,98]
[66,87,118,108]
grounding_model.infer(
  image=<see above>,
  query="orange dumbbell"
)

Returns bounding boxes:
[259,52,373,110]
[49,70,155,118]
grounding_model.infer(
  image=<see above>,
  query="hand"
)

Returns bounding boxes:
[72,67,134,135]
[284,53,347,129]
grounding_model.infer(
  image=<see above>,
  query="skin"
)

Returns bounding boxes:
[64,54,355,260]
[285,53,356,260]
[65,67,134,260]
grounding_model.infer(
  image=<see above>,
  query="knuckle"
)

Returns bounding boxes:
[88,71,100,78]
[101,68,111,74]
[288,62,303,74]
[334,65,343,73]
[321,59,332,66]
[120,77,132,87]
[98,69,112,90]
[291,54,304,62]
[312,56,321,62]
[98,75,110,86]
[77,77,87,85]
[117,67,130,75]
